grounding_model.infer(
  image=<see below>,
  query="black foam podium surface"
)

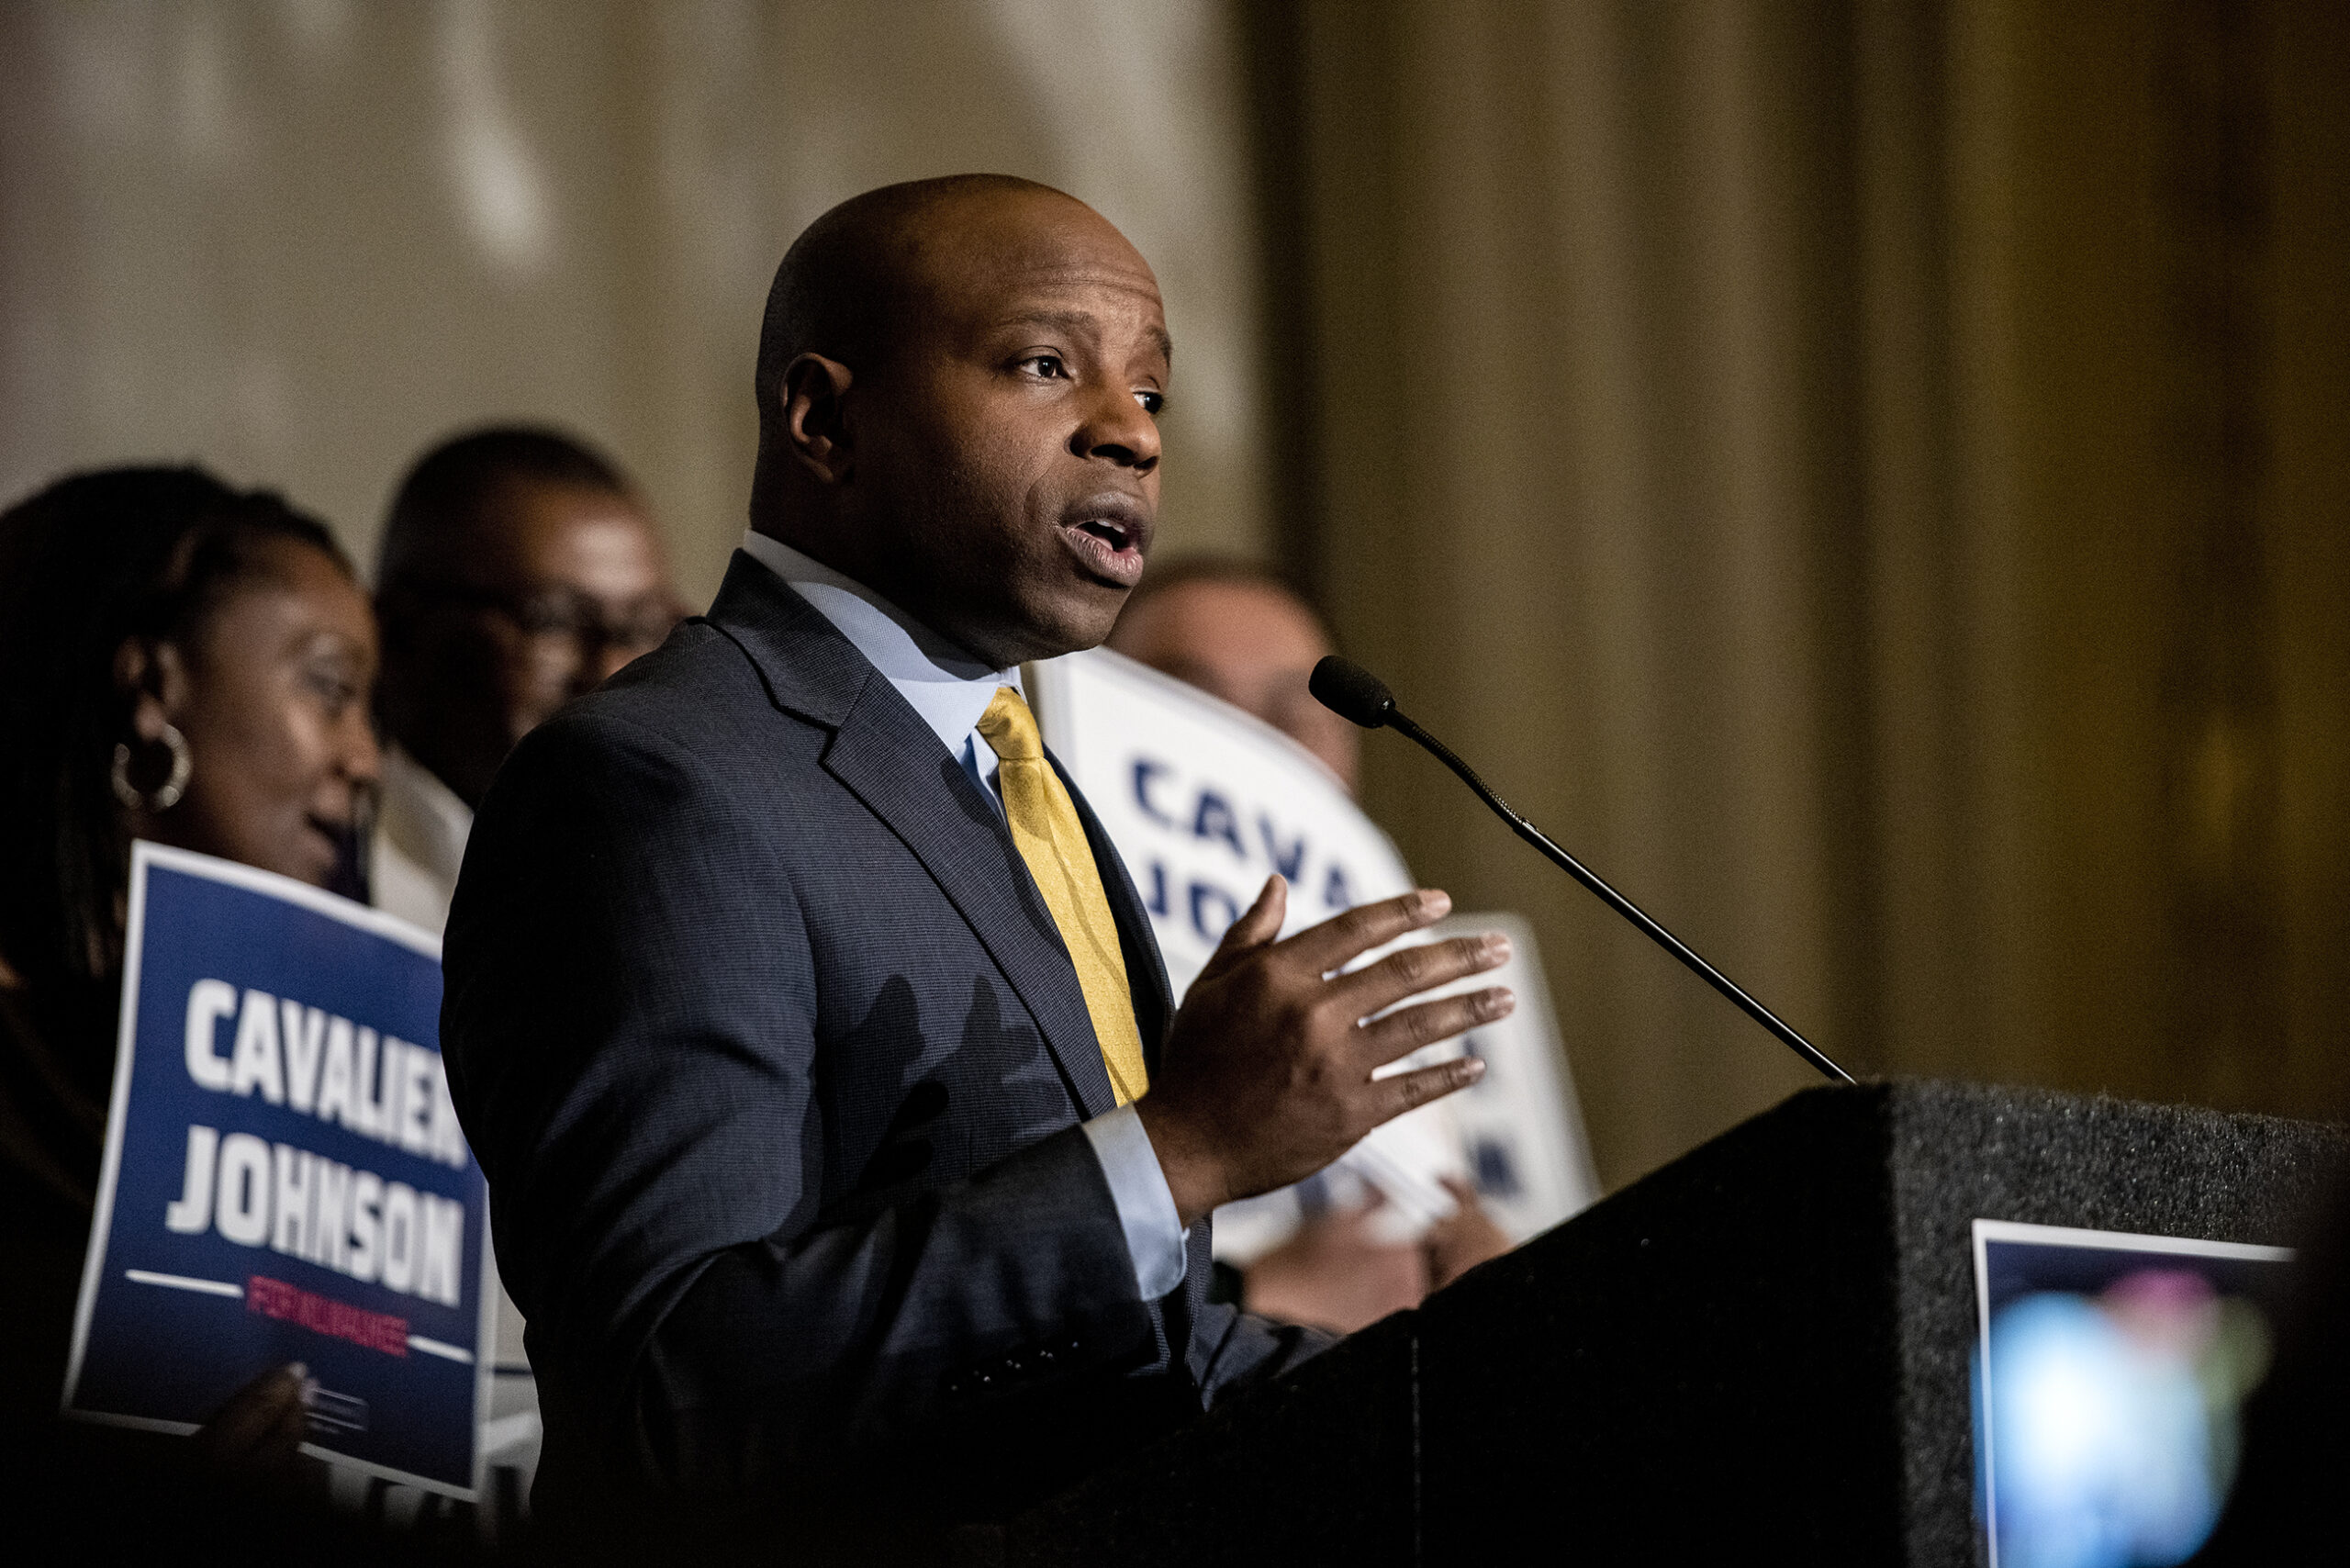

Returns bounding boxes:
[1011,1081,2344,1566]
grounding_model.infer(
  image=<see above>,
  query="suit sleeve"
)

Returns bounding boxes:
[442,710,1153,1499]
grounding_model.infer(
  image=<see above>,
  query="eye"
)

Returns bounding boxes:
[304,666,359,715]
[1135,389,1166,416]
[1017,354,1069,381]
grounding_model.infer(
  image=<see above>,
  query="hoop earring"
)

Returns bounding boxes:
[111,723,192,812]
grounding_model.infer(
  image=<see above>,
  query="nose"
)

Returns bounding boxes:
[342,707,383,790]
[1070,383,1160,474]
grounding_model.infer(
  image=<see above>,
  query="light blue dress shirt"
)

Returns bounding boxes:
[737,531,1188,1301]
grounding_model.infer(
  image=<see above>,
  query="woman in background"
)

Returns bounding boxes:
[0,466,380,1471]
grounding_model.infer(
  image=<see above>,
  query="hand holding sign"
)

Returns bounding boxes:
[190,1361,313,1482]
[63,845,489,1499]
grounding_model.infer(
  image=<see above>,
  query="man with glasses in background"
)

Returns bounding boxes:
[371,426,684,934]
[364,424,682,1531]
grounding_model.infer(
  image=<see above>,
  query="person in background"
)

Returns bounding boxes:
[0,466,379,1482]
[1109,554,1512,1332]
[371,426,683,933]
[365,426,680,1534]
[1107,554,1361,791]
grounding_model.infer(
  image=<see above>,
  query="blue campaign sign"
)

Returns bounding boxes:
[62,843,490,1497]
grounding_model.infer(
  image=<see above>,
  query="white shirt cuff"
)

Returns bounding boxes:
[1080,1103,1188,1300]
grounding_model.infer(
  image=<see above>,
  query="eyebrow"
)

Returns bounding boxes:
[997,308,1174,370]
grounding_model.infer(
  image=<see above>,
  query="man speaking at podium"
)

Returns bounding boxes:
[442,174,1513,1551]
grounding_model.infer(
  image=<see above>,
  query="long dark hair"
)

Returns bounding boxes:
[0,466,352,1065]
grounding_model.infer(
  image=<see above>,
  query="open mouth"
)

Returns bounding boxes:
[1058,501,1149,588]
[1075,518,1136,551]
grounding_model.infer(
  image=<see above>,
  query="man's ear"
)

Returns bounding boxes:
[781,353,856,484]
[112,636,189,743]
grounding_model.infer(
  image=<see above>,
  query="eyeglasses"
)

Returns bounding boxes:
[418,584,682,661]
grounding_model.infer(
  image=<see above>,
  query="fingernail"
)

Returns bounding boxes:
[1484,934,1512,964]
[1460,1056,1488,1081]
[1420,890,1452,917]
[1484,988,1516,1019]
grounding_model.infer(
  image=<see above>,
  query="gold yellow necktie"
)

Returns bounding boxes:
[976,687,1149,1106]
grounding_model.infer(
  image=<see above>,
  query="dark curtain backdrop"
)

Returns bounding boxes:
[1254,0,2350,1190]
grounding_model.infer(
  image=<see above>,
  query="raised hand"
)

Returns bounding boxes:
[1136,878,1514,1226]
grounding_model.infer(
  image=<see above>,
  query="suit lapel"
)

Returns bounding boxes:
[1060,756,1176,1075]
[1061,762,1197,1352]
[706,552,1119,1120]
[699,553,867,728]
[822,688,1119,1118]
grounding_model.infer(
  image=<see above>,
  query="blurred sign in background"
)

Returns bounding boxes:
[1033,647,1603,1258]
[4,0,2346,1201]
[66,845,485,1495]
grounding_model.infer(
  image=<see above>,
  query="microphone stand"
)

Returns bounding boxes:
[1320,657,1856,1086]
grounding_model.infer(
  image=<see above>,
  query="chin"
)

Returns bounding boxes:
[1026,592,1126,661]
[283,829,342,889]
[961,567,1130,666]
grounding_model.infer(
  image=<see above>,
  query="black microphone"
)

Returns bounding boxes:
[1309,655,1855,1086]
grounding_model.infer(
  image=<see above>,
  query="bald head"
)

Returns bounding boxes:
[755,174,1112,518]
[757,177,1062,409]
[747,174,1172,667]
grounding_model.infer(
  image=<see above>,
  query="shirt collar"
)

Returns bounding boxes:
[377,743,472,885]
[738,531,1021,756]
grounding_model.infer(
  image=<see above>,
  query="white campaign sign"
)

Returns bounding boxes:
[1418,912,1602,1246]
[1026,647,1411,992]
[1028,648,1600,1262]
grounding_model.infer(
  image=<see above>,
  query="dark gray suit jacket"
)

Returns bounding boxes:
[442,553,1319,1533]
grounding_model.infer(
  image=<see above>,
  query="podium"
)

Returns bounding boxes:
[1009,1081,2344,1566]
